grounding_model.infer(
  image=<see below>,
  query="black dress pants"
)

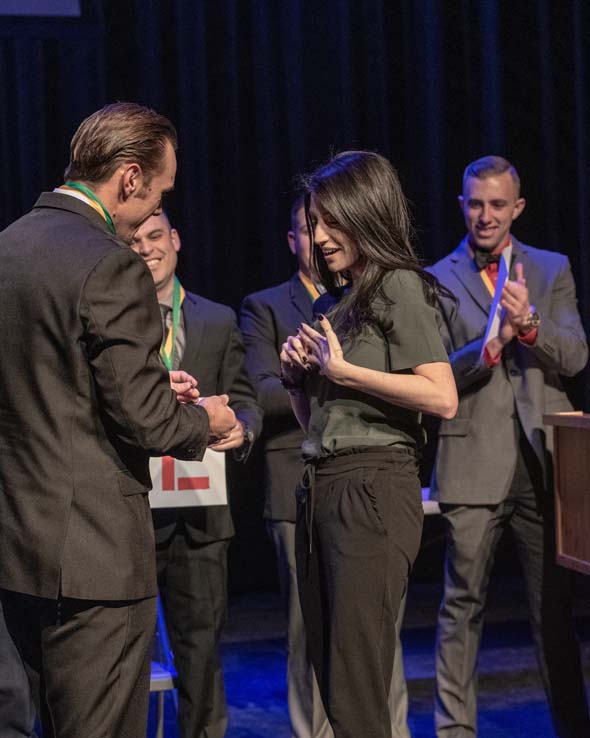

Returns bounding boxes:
[0,599,36,737]
[156,532,229,738]
[0,589,156,738]
[295,447,423,738]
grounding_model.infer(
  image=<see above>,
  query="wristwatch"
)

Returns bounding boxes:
[520,305,540,334]
[241,422,255,447]
[233,421,255,462]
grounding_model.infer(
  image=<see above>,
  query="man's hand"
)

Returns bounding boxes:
[484,304,518,362]
[484,263,533,361]
[208,421,245,451]
[169,370,200,404]
[501,262,531,332]
[198,395,236,441]
[499,310,518,345]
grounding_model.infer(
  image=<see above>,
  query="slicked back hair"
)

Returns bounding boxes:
[64,102,177,185]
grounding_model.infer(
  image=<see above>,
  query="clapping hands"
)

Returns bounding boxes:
[501,263,532,333]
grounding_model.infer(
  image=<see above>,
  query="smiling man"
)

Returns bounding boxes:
[0,103,236,738]
[131,211,262,738]
[458,159,525,253]
[429,156,590,738]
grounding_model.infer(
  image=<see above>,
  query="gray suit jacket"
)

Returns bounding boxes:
[152,291,263,544]
[0,193,209,601]
[240,274,314,521]
[429,237,588,505]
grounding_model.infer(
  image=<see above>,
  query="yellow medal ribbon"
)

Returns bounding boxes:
[479,269,496,297]
[160,276,185,370]
[62,181,116,235]
[298,271,321,302]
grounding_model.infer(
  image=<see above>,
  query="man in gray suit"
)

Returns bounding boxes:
[429,155,590,738]
[0,103,235,738]
[240,197,412,738]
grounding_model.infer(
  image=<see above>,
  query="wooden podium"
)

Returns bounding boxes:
[544,411,590,575]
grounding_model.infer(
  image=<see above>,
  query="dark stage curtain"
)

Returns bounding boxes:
[1,1,589,313]
[1,0,589,587]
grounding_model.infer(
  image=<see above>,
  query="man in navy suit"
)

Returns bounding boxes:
[429,156,590,738]
[131,211,262,738]
[240,197,412,738]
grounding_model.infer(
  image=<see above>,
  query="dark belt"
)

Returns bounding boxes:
[298,445,417,554]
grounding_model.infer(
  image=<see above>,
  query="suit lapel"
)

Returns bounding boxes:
[179,292,205,372]
[289,274,315,323]
[450,238,493,317]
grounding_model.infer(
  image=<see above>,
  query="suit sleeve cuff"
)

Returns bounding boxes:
[518,327,538,345]
[483,346,502,368]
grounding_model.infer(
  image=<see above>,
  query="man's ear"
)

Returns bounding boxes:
[287,230,296,256]
[121,163,143,199]
[171,228,181,253]
[457,195,465,212]
[512,197,526,222]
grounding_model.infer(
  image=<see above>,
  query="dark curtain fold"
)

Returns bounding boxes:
[1,0,589,365]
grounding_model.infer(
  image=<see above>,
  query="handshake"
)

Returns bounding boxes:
[169,370,239,448]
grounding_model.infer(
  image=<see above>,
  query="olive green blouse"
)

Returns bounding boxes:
[302,269,449,459]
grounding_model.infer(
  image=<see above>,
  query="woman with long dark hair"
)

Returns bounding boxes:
[280,151,457,738]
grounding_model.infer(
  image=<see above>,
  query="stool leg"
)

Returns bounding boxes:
[156,691,164,738]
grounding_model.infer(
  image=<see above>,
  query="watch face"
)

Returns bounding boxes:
[519,310,540,336]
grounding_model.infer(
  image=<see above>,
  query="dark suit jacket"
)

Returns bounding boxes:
[429,237,588,505]
[240,274,314,521]
[0,193,209,601]
[152,291,262,544]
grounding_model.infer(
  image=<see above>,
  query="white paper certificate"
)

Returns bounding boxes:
[148,449,227,508]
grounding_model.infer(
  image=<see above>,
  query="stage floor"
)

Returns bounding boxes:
[148,574,590,738]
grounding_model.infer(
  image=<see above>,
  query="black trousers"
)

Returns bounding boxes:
[295,447,423,738]
[0,589,156,738]
[156,532,229,738]
[0,599,36,737]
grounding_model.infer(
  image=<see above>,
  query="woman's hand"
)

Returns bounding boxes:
[298,315,347,383]
[280,333,311,386]
[280,335,313,431]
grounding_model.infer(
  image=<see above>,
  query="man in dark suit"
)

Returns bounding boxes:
[0,103,236,738]
[429,155,590,738]
[131,211,263,738]
[240,198,412,738]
